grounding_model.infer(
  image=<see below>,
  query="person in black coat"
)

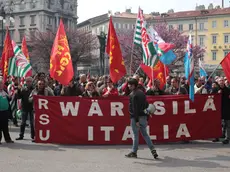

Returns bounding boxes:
[125,78,158,159]
[60,78,82,96]
[218,77,230,144]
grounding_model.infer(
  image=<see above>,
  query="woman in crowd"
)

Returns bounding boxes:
[102,78,118,97]
[0,78,14,144]
[82,82,99,97]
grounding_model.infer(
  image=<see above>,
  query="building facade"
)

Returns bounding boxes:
[0,0,78,46]
[78,5,230,74]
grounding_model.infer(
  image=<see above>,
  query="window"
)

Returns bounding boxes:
[118,23,121,29]
[48,16,52,25]
[114,23,118,29]
[199,36,205,46]
[169,25,173,30]
[19,16,25,26]
[212,21,217,28]
[9,20,14,27]
[19,30,25,42]
[224,51,230,57]
[29,29,36,38]
[224,35,229,44]
[212,35,217,44]
[199,23,204,30]
[123,24,128,29]
[189,24,193,31]
[30,15,36,25]
[224,20,229,27]
[212,51,217,61]
[47,0,51,9]
[127,24,130,29]
[178,24,183,31]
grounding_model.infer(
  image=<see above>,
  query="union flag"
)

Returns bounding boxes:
[50,19,74,85]
[141,61,169,89]
[1,28,14,83]
[106,16,126,83]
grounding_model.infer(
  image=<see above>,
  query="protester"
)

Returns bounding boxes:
[15,77,35,141]
[0,78,14,144]
[60,78,82,96]
[82,82,99,97]
[125,78,158,159]
[102,78,118,97]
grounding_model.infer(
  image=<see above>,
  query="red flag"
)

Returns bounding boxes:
[221,53,230,82]
[21,36,30,62]
[106,16,126,83]
[50,19,74,86]
[1,28,14,83]
[141,61,169,89]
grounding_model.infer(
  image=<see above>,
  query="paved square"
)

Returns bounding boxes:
[0,127,230,172]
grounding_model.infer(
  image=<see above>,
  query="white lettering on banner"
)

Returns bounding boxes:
[38,99,49,110]
[203,96,216,111]
[60,102,80,116]
[39,114,50,125]
[88,102,103,116]
[176,124,191,138]
[163,125,169,139]
[153,101,165,115]
[172,101,178,115]
[122,126,133,141]
[111,102,124,116]
[101,127,114,141]
[146,126,157,140]
[88,126,94,141]
[184,101,196,114]
[39,130,50,141]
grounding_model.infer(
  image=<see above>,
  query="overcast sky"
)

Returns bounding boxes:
[78,0,229,23]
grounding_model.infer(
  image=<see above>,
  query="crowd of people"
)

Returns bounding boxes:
[0,72,229,146]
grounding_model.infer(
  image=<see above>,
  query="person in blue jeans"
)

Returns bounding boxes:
[125,78,158,159]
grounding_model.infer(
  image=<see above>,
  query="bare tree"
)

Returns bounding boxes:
[27,29,98,74]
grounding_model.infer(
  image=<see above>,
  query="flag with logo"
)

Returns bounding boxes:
[184,34,194,101]
[140,61,169,89]
[148,27,176,65]
[11,41,32,77]
[106,16,126,83]
[50,19,74,86]
[0,28,14,83]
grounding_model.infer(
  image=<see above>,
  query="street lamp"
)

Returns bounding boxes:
[0,6,6,54]
[97,31,106,76]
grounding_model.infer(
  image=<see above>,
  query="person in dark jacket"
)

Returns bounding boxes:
[61,78,82,96]
[125,78,158,159]
[218,77,230,144]
[146,79,164,96]
[15,77,35,141]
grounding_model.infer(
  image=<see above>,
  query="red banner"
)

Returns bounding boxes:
[34,95,222,144]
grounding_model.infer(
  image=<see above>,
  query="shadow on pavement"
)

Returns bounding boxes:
[1,142,65,152]
[133,156,228,168]
[195,155,230,161]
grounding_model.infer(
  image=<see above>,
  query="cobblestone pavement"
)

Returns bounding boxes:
[0,127,230,172]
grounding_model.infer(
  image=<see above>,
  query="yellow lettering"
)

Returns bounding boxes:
[109,56,113,64]
[60,65,65,71]
[58,45,64,51]
[60,57,69,66]
[114,69,119,73]
[56,70,62,76]
[112,45,115,49]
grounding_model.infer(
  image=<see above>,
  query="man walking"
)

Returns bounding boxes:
[125,78,158,159]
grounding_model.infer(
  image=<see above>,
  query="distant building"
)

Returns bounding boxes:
[0,0,78,45]
[78,5,230,74]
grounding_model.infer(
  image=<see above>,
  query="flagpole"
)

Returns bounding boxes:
[134,65,141,75]
[204,63,221,85]
[130,22,138,76]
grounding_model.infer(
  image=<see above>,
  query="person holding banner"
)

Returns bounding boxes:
[125,78,158,159]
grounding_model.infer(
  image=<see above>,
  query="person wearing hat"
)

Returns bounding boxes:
[125,78,158,159]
